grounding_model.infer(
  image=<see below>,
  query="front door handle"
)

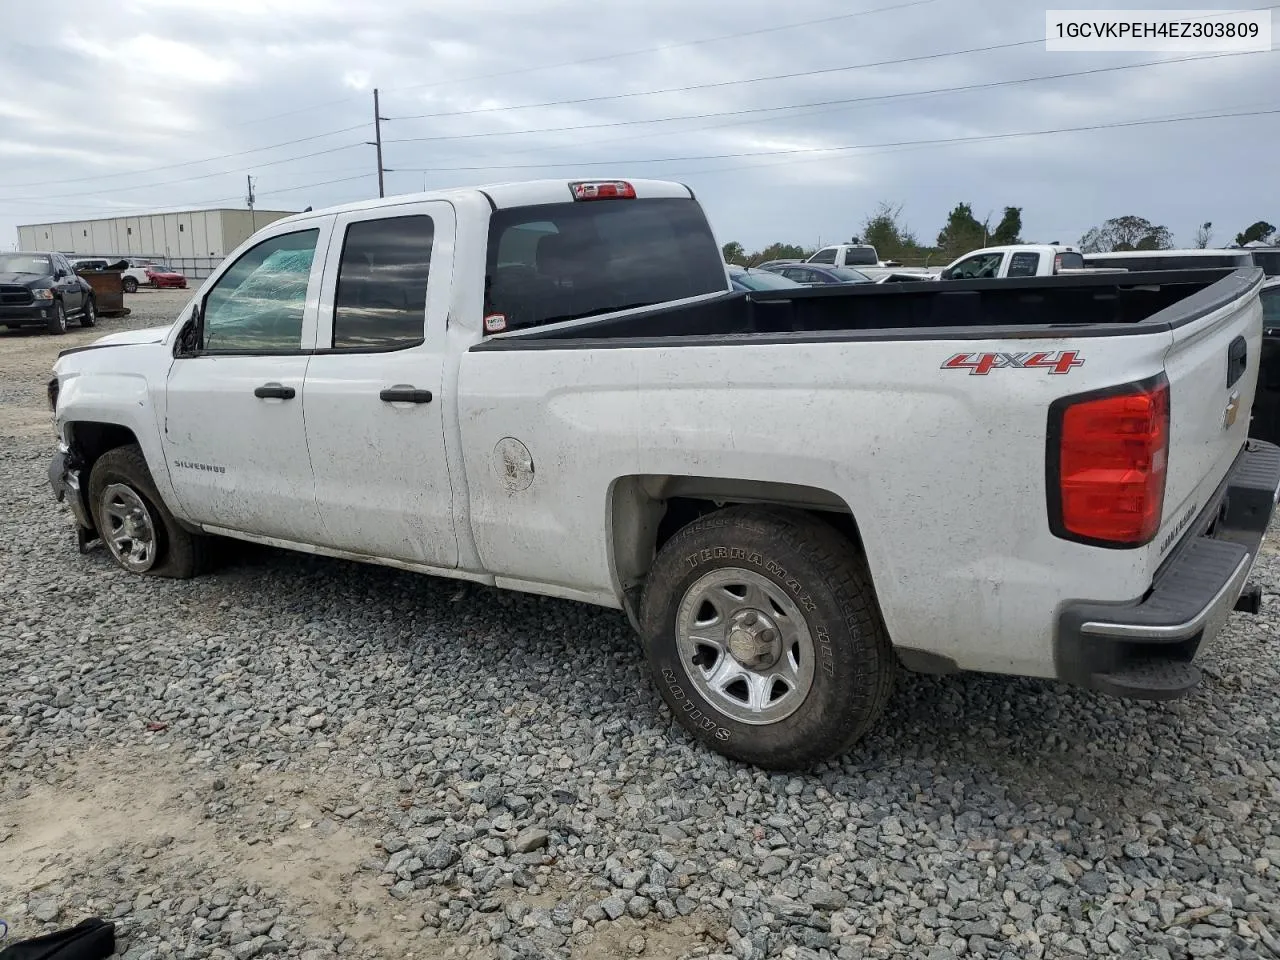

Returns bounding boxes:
[379,386,433,404]
[254,383,295,399]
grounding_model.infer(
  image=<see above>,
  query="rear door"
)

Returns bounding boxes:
[303,201,459,568]
[1006,251,1040,278]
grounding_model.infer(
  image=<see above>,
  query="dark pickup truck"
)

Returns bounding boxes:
[0,252,97,334]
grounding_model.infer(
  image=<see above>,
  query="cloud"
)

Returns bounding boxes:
[1,0,1277,252]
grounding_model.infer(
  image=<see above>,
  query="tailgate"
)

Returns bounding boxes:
[1145,269,1266,575]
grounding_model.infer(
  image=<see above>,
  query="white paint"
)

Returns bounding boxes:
[50,177,1268,684]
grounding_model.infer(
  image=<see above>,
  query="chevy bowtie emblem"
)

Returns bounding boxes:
[1224,391,1240,429]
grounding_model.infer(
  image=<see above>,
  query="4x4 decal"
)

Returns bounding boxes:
[942,351,1084,375]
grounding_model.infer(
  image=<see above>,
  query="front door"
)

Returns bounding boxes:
[303,201,459,568]
[162,219,333,543]
[55,255,83,313]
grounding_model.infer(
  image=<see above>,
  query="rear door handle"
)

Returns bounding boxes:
[254,383,295,399]
[380,386,433,404]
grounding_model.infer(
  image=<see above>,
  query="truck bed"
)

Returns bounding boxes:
[474,267,1260,350]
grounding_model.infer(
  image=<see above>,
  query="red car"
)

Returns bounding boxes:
[145,266,188,289]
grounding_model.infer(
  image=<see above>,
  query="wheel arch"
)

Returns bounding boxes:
[607,474,872,628]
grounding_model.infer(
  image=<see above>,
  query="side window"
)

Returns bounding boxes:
[332,215,434,350]
[952,253,1002,279]
[202,228,319,353]
[780,268,808,282]
[1007,252,1040,277]
[809,247,837,265]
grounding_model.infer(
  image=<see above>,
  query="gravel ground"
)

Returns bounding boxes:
[3,288,1280,960]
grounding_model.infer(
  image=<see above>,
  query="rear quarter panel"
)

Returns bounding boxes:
[458,330,1174,677]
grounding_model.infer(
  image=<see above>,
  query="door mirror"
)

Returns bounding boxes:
[939,267,953,280]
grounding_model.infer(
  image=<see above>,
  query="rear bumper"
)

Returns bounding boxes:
[1055,439,1280,699]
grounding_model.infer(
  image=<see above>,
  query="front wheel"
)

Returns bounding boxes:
[47,300,67,334]
[87,444,204,578]
[122,277,138,294]
[639,506,895,770]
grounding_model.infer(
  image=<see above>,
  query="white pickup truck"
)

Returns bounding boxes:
[47,178,1280,769]
[940,244,1100,279]
[805,243,935,281]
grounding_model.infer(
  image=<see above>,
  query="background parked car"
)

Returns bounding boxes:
[0,251,96,334]
[761,263,873,285]
[120,259,163,293]
[145,265,188,289]
[727,263,804,292]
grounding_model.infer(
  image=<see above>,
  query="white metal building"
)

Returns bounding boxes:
[16,208,297,279]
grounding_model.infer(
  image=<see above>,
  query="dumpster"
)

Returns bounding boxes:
[72,260,131,317]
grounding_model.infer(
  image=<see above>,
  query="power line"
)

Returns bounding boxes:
[2,124,371,190]
[384,105,1280,174]
[382,50,1269,147]
[0,0,943,191]
[0,143,368,204]
[381,0,948,101]
[384,2,1280,123]
[0,171,377,218]
[385,37,1046,123]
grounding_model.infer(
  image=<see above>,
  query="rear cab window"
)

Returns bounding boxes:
[841,247,879,266]
[484,196,727,332]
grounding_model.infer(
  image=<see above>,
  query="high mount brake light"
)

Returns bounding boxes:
[1047,374,1171,548]
[569,180,636,200]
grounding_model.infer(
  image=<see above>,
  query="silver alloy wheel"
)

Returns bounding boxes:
[675,567,816,725]
[100,483,157,572]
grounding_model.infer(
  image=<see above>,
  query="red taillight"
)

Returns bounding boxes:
[1053,254,1063,273]
[1049,375,1170,547]
[569,180,636,200]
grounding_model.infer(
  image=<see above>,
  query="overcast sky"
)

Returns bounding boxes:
[1,0,1276,254]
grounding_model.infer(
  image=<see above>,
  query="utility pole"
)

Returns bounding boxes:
[373,88,386,198]
[246,175,257,231]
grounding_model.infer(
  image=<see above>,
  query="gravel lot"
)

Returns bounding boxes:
[3,288,1280,960]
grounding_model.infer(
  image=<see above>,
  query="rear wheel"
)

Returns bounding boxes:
[47,300,67,335]
[87,444,204,579]
[122,276,138,294]
[640,505,895,769]
[79,298,97,328]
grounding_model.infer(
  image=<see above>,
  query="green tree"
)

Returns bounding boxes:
[745,242,811,266]
[1234,220,1276,246]
[722,241,746,264]
[936,203,987,260]
[861,202,919,262]
[990,207,1023,245]
[1079,216,1174,253]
